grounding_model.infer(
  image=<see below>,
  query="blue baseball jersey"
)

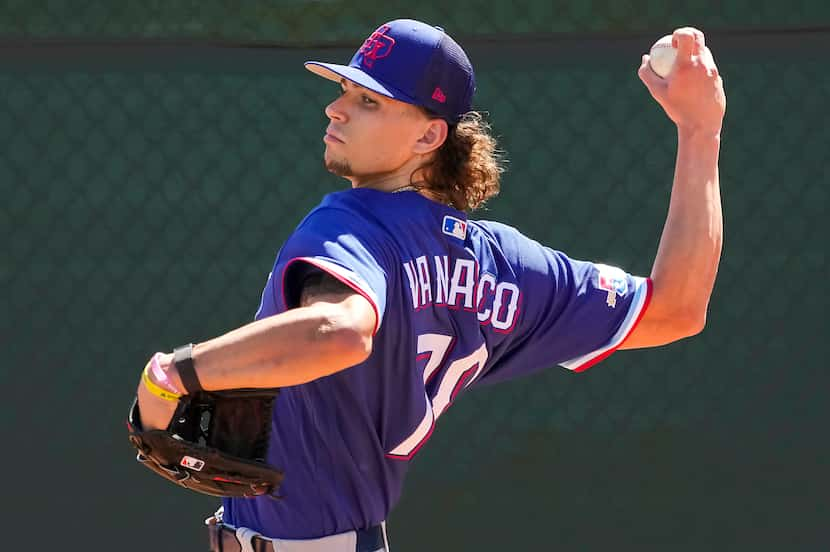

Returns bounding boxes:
[223,188,651,538]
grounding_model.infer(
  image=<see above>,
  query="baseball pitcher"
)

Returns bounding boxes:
[128,19,725,552]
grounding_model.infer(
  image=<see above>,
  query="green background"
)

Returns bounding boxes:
[1,2,827,550]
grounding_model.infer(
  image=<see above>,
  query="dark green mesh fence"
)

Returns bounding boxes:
[1,0,828,41]
[1,5,827,552]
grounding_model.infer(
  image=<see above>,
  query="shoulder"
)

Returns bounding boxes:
[290,190,388,241]
[470,219,524,241]
[469,219,578,280]
[279,190,401,273]
[469,219,544,258]
[301,190,372,222]
[317,188,412,215]
[299,189,463,244]
[296,189,412,231]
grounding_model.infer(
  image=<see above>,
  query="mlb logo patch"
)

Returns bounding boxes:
[442,215,467,240]
[596,264,627,308]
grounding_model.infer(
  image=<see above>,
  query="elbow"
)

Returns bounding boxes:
[673,309,707,340]
[682,319,706,340]
[646,279,712,344]
[316,306,374,368]
[330,324,373,367]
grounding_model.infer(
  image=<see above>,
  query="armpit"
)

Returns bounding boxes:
[299,269,355,307]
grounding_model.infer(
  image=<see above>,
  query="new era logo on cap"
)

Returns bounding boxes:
[304,19,475,123]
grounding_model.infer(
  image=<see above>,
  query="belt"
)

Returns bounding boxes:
[208,522,386,552]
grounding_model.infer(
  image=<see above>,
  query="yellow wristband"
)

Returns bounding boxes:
[142,364,182,402]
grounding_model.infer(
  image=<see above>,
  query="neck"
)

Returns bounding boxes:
[344,155,451,206]
[347,154,432,194]
[349,174,416,193]
[348,168,416,193]
[349,172,448,205]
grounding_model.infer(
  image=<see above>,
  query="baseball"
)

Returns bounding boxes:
[648,35,677,79]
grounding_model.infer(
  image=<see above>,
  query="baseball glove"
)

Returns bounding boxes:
[127,388,284,498]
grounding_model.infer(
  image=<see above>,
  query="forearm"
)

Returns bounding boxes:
[184,299,372,390]
[650,128,723,328]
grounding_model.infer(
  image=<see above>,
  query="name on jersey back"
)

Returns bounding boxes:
[402,255,520,333]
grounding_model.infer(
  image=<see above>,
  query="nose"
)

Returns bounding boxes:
[325,95,348,123]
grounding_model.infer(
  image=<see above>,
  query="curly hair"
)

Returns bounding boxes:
[417,111,505,212]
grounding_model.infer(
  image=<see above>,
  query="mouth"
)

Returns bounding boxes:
[324,131,345,144]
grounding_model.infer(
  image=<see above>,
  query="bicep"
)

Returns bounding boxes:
[298,269,377,339]
[299,269,357,306]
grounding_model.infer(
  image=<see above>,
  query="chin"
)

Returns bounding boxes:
[324,156,354,178]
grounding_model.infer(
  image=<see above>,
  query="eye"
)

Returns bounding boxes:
[362,95,377,106]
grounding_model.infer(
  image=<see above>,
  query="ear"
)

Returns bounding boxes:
[413,118,448,155]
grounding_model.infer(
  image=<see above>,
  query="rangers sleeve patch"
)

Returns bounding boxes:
[595,264,628,308]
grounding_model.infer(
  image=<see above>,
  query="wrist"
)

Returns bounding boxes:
[149,352,184,395]
[677,125,721,143]
[141,353,182,402]
[173,343,204,393]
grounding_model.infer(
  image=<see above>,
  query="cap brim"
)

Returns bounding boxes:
[304,61,418,106]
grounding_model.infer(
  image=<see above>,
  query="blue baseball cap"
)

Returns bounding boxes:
[305,19,475,123]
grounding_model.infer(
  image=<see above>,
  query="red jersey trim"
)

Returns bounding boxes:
[570,277,653,373]
[281,256,382,336]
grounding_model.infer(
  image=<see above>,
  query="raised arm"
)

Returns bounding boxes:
[620,27,726,349]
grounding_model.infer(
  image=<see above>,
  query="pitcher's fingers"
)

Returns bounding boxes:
[673,27,705,49]
[688,27,705,49]
[672,28,701,63]
[638,54,667,97]
[701,46,719,77]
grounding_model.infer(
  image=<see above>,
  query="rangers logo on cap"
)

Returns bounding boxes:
[358,25,396,68]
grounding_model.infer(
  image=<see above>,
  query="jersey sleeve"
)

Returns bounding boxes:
[551,258,651,371]
[272,205,389,335]
[478,234,652,384]
[526,246,651,371]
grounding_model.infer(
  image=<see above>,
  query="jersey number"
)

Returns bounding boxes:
[386,333,488,460]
